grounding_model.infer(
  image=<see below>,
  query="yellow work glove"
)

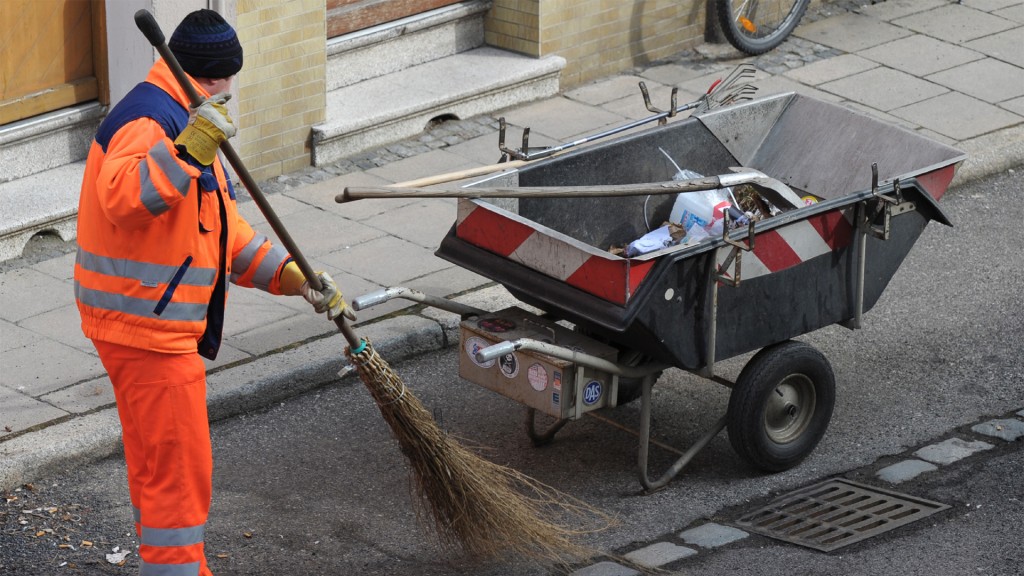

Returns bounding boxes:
[279,262,355,321]
[174,93,236,166]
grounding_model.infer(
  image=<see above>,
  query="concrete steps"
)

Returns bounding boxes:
[0,103,102,260]
[326,1,490,92]
[311,0,564,165]
[0,0,565,261]
[313,47,564,164]
[0,162,84,260]
[0,102,102,183]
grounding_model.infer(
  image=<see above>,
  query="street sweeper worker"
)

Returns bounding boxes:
[74,9,350,576]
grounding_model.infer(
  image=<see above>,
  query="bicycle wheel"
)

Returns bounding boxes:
[716,0,810,55]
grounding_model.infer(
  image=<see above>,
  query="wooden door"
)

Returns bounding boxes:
[327,0,464,38]
[0,0,107,125]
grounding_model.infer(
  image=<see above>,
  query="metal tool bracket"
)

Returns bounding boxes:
[716,247,743,288]
[498,118,546,161]
[845,163,912,330]
[716,211,757,287]
[640,82,679,125]
[863,163,910,240]
[862,198,893,240]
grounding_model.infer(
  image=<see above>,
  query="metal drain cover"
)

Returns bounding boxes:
[734,478,950,551]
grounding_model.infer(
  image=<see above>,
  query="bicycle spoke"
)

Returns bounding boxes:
[719,0,809,54]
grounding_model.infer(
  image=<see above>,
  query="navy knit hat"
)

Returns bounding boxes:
[168,9,243,79]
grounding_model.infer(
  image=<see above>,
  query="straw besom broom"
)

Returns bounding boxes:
[134,9,610,566]
[346,338,609,562]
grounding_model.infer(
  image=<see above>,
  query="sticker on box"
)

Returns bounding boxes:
[583,380,603,406]
[499,352,520,378]
[477,317,516,333]
[527,363,547,391]
[464,336,496,368]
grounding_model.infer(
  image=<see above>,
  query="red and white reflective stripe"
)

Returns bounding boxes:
[456,200,857,303]
[719,208,855,281]
[508,231,592,278]
[916,164,957,201]
[455,200,654,305]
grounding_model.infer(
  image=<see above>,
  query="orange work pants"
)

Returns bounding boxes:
[95,340,214,576]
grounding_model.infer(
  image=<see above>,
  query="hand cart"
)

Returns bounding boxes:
[351,92,966,491]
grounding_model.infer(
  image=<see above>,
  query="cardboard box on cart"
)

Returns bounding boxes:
[459,307,620,420]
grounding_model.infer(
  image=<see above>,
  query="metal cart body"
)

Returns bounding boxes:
[357,93,966,490]
[440,93,963,372]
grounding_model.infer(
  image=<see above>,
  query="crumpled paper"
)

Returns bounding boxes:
[106,546,131,564]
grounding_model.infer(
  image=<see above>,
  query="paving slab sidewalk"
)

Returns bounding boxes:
[2,0,1022,491]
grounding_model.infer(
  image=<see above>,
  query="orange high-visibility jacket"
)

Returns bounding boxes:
[75,59,290,359]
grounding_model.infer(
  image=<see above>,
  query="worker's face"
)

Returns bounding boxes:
[196,76,234,95]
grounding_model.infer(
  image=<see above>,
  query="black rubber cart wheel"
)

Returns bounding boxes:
[726,340,835,472]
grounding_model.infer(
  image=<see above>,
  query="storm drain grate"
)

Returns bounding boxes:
[734,478,949,552]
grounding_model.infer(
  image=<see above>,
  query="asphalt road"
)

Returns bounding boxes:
[2,168,1021,575]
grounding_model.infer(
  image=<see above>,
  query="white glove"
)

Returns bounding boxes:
[301,271,355,321]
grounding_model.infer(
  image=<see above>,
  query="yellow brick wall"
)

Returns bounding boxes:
[484,0,541,57]
[235,0,325,182]
[487,0,708,88]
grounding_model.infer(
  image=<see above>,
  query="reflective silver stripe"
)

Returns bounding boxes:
[250,244,288,291]
[75,283,207,322]
[140,141,192,216]
[139,160,170,216]
[77,248,216,287]
[149,142,192,196]
[133,505,141,523]
[140,559,201,576]
[141,523,205,547]
[230,233,267,282]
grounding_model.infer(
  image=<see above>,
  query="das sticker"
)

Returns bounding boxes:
[527,363,547,391]
[477,317,516,333]
[464,337,495,368]
[499,352,520,378]
[582,380,603,406]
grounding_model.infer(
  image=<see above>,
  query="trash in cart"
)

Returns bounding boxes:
[344,90,966,491]
[661,149,734,235]
[621,148,758,256]
[623,222,688,257]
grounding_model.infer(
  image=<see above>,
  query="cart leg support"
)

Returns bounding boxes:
[525,408,569,446]
[638,375,728,492]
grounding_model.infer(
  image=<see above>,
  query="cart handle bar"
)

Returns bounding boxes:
[478,338,669,379]
[351,286,486,316]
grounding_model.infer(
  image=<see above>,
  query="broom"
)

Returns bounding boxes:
[134,10,609,563]
[347,340,608,561]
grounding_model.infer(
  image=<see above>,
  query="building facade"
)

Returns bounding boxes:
[0,0,742,258]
